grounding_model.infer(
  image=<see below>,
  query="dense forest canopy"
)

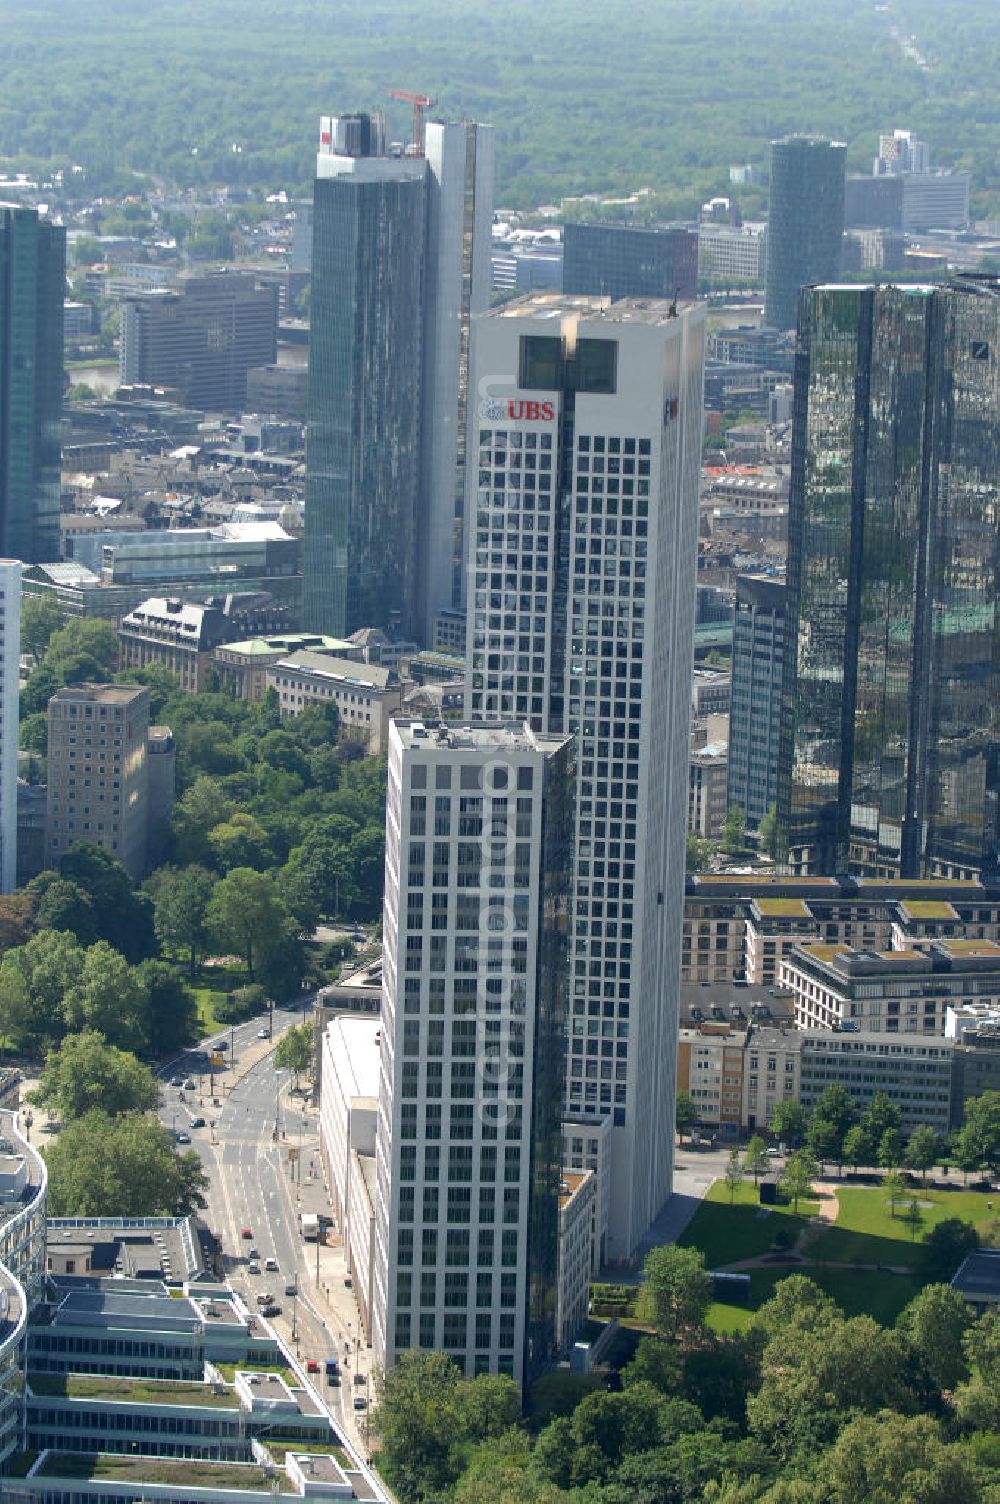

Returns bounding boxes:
[0,0,998,212]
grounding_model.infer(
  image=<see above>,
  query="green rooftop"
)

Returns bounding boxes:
[899,900,960,921]
[218,632,355,657]
[35,1453,295,1492]
[754,897,813,918]
[28,1373,238,1408]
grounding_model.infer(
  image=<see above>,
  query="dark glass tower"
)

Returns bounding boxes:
[764,137,846,331]
[0,206,65,562]
[779,277,1000,880]
[728,574,786,828]
[303,118,426,637]
[563,223,698,303]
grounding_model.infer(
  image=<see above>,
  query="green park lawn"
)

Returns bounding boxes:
[807,1185,998,1269]
[678,1179,819,1269]
[681,1177,998,1334]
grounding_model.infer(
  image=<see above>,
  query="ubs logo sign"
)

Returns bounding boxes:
[478,396,556,422]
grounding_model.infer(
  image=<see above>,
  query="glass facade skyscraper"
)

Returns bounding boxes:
[304,119,426,637]
[764,137,846,331]
[0,206,65,563]
[779,277,1000,880]
[563,224,699,304]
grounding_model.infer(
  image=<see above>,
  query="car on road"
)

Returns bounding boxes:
[170,1077,184,1087]
[175,1132,191,1145]
[184,1078,195,1089]
[765,1147,783,1158]
[265,1256,278,1272]
[249,1247,259,1260]
[256,1292,273,1307]
[306,1359,320,1373]
[260,1302,281,1317]
[241,1227,253,1239]
[257,1028,270,1040]
[248,1261,260,1275]
[284,1281,297,1297]
[188,1116,206,1129]
[213,1040,228,1052]
[353,1396,367,1411]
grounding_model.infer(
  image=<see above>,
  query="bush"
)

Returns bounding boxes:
[213,984,265,1023]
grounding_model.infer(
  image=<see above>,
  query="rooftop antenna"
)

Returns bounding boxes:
[668,286,679,317]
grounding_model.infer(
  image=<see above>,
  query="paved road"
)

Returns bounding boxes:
[155,1003,372,1450]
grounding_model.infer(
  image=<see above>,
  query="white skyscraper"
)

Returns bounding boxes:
[372,719,574,1384]
[420,122,495,642]
[466,295,706,1260]
[0,561,20,893]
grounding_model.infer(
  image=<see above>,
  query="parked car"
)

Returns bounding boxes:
[765,1147,783,1158]
[306,1359,320,1373]
[175,1132,191,1145]
[354,1396,367,1411]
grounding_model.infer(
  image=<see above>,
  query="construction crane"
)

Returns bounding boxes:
[387,90,435,156]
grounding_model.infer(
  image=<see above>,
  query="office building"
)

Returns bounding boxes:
[319,1016,380,1342]
[0,1109,47,1473]
[466,293,706,1260]
[677,1018,954,1137]
[727,575,785,829]
[118,592,294,693]
[45,683,161,882]
[304,112,493,643]
[763,137,846,330]
[845,171,971,234]
[698,223,767,285]
[781,937,1000,1038]
[212,631,357,701]
[267,650,403,751]
[869,128,970,231]
[0,206,65,563]
[419,121,495,640]
[372,720,574,1385]
[0,561,19,893]
[245,362,308,420]
[875,129,931,177]
[119,273,278,412]
[563,223,698,304]
[689,741,728,840]
[556,1170,597,1354]
[778,277,1000,879]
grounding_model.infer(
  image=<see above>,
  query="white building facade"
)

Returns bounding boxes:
[0,561,19,893]
[372,720,574,1385]
[465,294,706,1261]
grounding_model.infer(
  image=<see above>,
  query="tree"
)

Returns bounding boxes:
[883,1168,907,1218]
[371,1349,463,1501]
[675,1091,698,1143]
[642,1244,713,1341]
[136,959,198,1054]
[744,1135,768,1186]
[805,1117,840,1173]
[20,593,64,660]
[274,1023,312,1088]
[686,831,714,873]
[758,804,783,861]
[18,711,49,756]
[904,1125,941,1185]
[0,928,85,1052]
[807,1084,855,1151]
[897,1283,972,1391]
[44,1111,208,1217]
[860,1090,901,1148]
[781,1150,817,1213]
[58,843,156,962]
[28,874,98,946]
[923,1217,979,1281]
[724,1147,745,1204]
[146,864,215,975]
[878,1128,904,1170]
[822,1413,979,1504]
[902,1198,924,1242]
[956,1090,1000,1176]
[171,776,236,865]
[842,1124,872,1177]
[31,1031,159,1121]
[206,867,294,981]
[721,805,746,852]
[769,1099,807,1148]
[208,811,274,872]
[63,941,149,1051]
[622,1335,683,1396]
[44,617,118,680]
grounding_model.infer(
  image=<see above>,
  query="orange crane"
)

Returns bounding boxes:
[387,90,435,156]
